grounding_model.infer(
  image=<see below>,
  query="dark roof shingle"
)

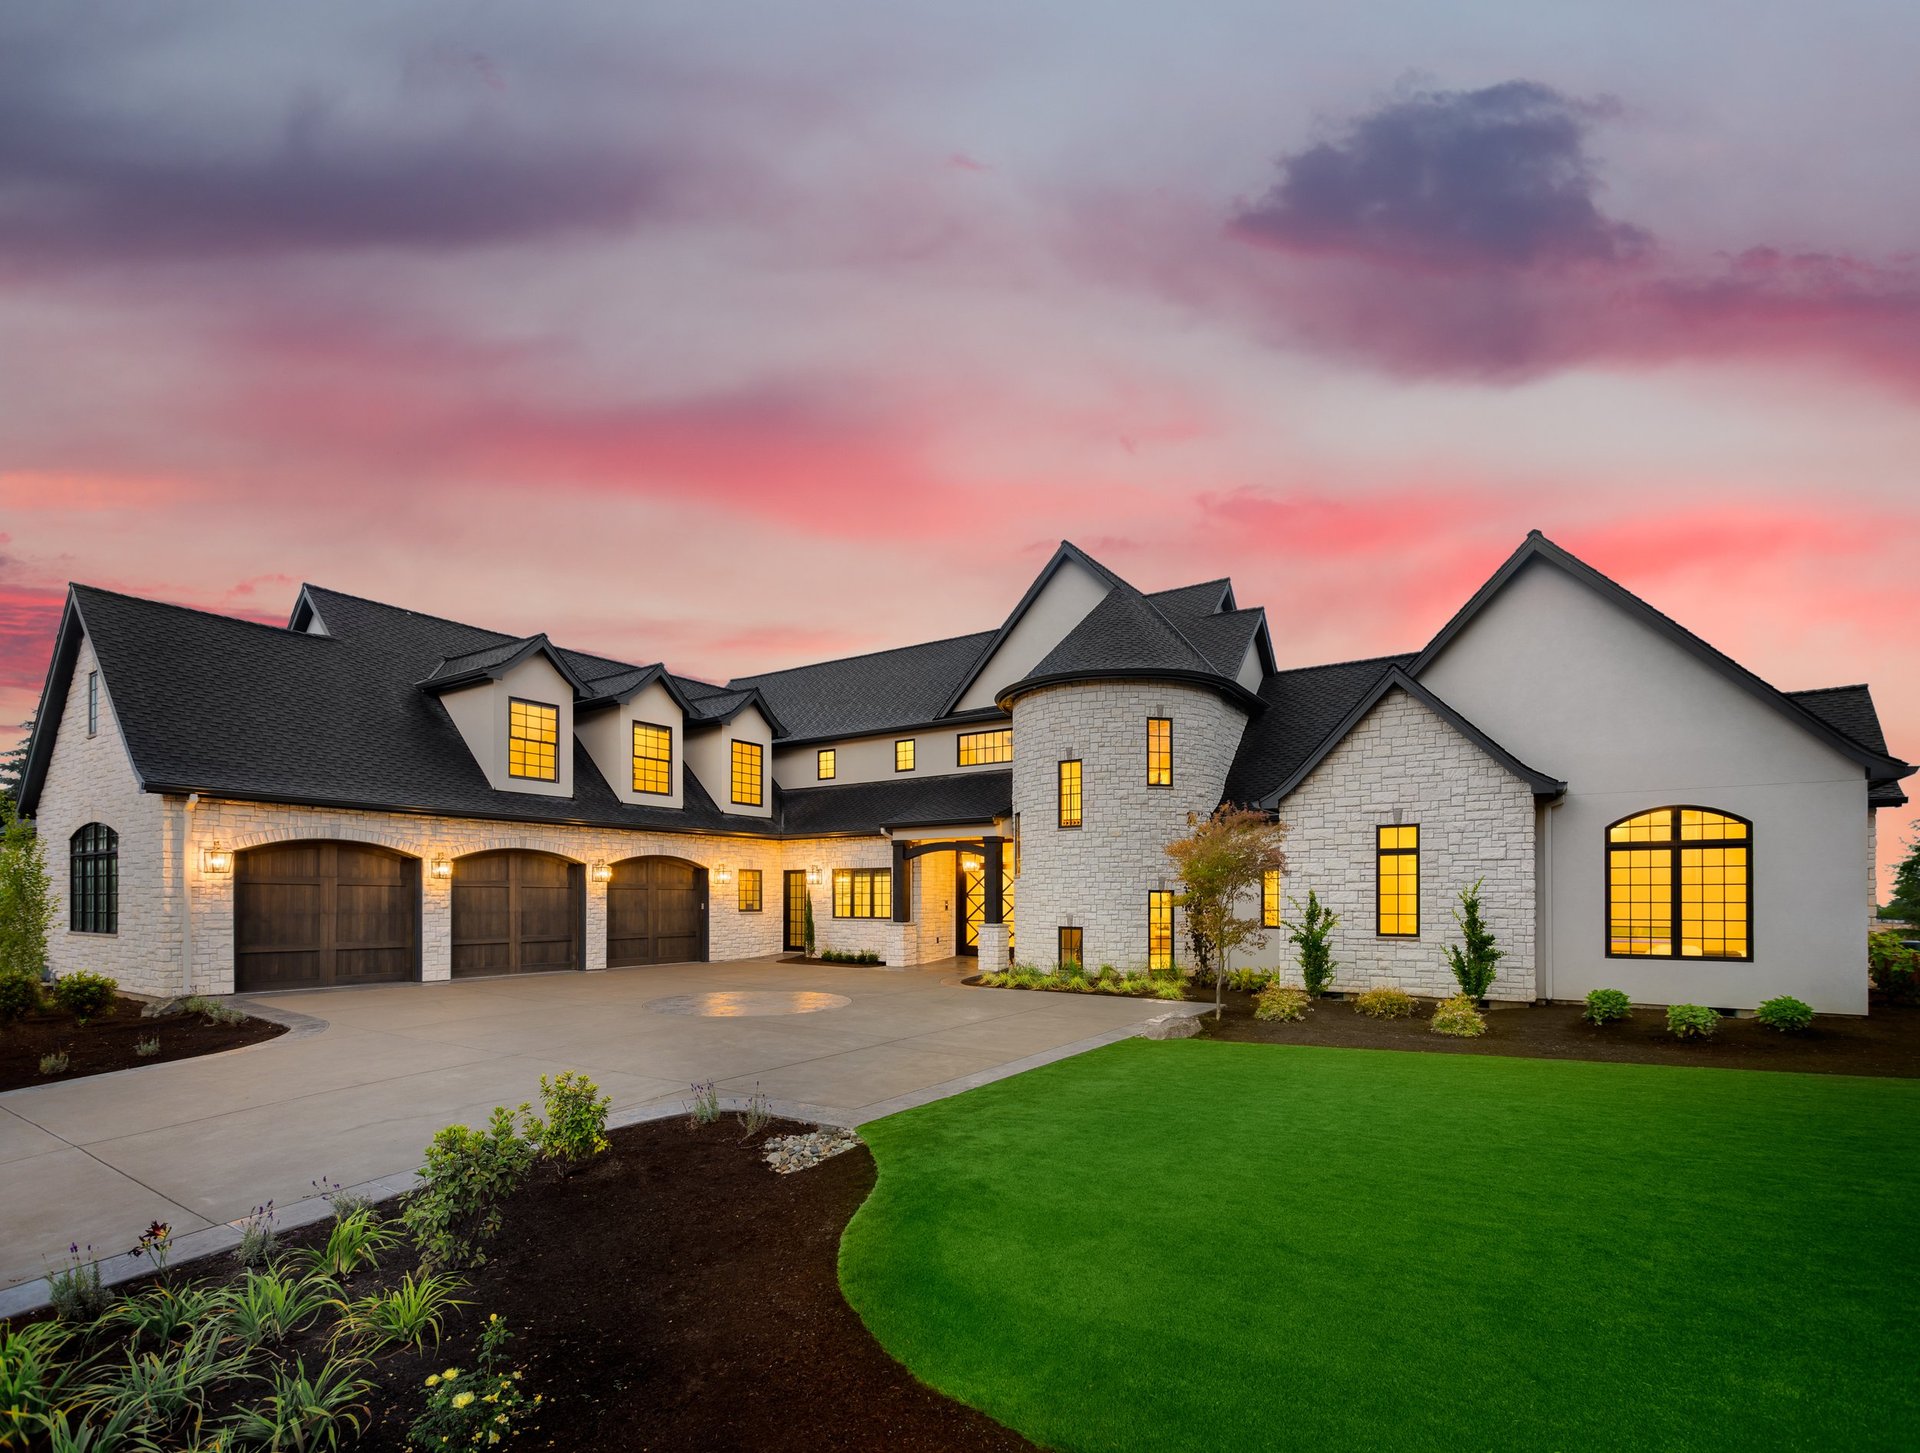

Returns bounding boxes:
[1222,653,1417,805]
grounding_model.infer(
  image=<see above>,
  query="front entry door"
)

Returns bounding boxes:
[784,871,809,952]
[958,853,984,956]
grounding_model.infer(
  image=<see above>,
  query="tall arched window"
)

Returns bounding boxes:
[1607,808,1749,960]
[70,823,119,934]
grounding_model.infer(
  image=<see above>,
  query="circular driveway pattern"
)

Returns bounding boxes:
[644,990,852,1018]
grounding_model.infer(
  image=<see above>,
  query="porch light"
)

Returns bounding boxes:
[714,862,733,884]
[590,860,612,883]
[806,864,823,887]
[200,841,233,876]
[429,856,452,880]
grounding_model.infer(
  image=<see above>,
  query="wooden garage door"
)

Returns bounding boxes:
[235,841,419,992]
[607,856,707,967]
[451,851,582,978]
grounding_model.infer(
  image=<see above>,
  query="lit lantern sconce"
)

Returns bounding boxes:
[805,864,824,887]
[200,840,233,876]
[590,861,612,884]
[429,856,452,881]
[713,862,733,885]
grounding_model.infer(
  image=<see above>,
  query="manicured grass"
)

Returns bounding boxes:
[841,1040,1918,1452]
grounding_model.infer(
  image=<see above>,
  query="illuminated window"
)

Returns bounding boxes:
[1148,890,1175,970]
[1058,760,1083,828]
[1262,868,1281,929]
[1377,825,1419,937]
[1147,717,1172,787]
[631,722,672,795]
[817,749,836,780]
[69,823,118,933]
[738,869,763,913]
[1607,808,1750,959]
[1058,926,1084,970]
[730,741,763,806]
[832,867,893,919]
[895,739,916,772]
[508,698,559,781]
[87,671,99,736]
[958,728,1013,766]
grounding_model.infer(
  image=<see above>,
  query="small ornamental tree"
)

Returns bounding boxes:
[1164,806,1288,1012]
[1887,835,1920,923]
[0,797,56,982]
[1283,891,1339,996]
[1444,879,1503,1000]
[0,712,31,810]
[803,890,817,957]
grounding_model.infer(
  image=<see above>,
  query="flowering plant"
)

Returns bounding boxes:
[408,1314,540,1450]
[130,1220,173,1272]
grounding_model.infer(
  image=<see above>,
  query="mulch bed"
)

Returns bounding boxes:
[1200,991,1920,1077]
[0,996,285,1092]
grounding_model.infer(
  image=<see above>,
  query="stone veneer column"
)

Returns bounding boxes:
[422,864,453,982]
[975,921,1010,970]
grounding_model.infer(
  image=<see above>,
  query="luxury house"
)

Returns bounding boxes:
[15,533,1910,1014]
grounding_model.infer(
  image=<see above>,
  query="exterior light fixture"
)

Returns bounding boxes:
[430,856,452,880]
[200,840,233,876]
[806,864,823,886]
[590,860,612,883]
[713,862,733,884]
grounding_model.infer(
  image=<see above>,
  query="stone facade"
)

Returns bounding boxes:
[1011,680,1246,972]
[1256,687,1538,1001]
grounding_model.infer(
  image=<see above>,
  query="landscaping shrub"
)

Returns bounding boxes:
[1253,984,1311,1022]
[49,969,117,1024]
[740,1085,774,1137]
[1353,985,1415,1019]
[341,1270,469,1351]
[303,1206,399,1280]
[1223,968,1280,994]
[1756,996,1815,1033]
[311,1174,373,1220]
[235,1202,277,1269]
[217,1266,340,1347]
[103,1283,218,1351]
[0,1320,79,1443]
[526,1071,610,1164]
[1867,931,1918,1002]
[0,799,55,982]
[1584,988,1633,1025]
[135,1035,160,1058]
[0,969,41,1021]
[226,1352,371,1451]
[47,1243,111,1323]
[1666,1003,1720,1039]
[1444,879,1503,1000]
[1429,994,1487,1038]
[180,993,248,1026]
[1283,890,1339,996]
[92,1320,247,1437]
[402,1106,537,1270]
[688,1079,721,1126]
[409,1315,541,1452]
[38,1051,68,1075]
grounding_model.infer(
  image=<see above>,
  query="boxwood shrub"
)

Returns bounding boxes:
[1429,994,1486,1038]
[50,971,117,1024]
[1666,1003,1719,1039]
[1755,995,1814,1033]
[1583,988,1632,1025]
[1353,985,1415,1019]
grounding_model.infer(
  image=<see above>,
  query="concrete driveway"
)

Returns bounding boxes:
[0,957,1198,1293]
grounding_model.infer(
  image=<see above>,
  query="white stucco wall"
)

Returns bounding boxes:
[771,719,1013,789]
[1011,680,1246,972]
[954,557,1111,712]
[1420,559,1871,1013]
[684,706,775,819]
[1248,687,1538,1001]
[436,653,576,799]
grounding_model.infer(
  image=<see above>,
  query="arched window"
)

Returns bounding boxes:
[70,823,119,934]
[1607,808,1749,960]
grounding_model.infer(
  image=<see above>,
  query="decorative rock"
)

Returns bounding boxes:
[140,997,189,1019]
[762,1128,861,1175]
[1140,1012,1200,1041]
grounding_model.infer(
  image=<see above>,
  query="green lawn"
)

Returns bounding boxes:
[840,1040,1918,1452]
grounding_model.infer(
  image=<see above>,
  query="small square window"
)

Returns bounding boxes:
[895,739,916,772]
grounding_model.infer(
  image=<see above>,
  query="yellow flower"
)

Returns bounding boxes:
[511,1371,522,1380]
[488,1313,499,1323]
[425,1374,441,1388]
[452,1391,475,1410]
[488,1437,500,1446]
[444,1368,460,1380]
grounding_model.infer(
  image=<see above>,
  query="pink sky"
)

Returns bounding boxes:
[1,5,1915,891]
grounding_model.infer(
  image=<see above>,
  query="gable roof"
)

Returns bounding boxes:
[419,633,595,697]
[1411,531,1913,785]
[936,541,1129,717]
[729,629,998,743]
[1222,653,1414,805]
[780,770,1012,836]
[1251,665,1566,807]
[1788,684,1909,807]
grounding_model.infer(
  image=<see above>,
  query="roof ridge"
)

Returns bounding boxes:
[729,626,994,685]
[299,583,522,641]
[74,583,326,641]
[1268,650,1416,677]
[1786,683,1870,696]
[1112,578,1218,672]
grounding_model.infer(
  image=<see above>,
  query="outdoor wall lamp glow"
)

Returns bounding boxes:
[429,856,452,880]
[590,860,612,883]
[200,841,233,875]
[806,864,824,886]
[713,862,733,883]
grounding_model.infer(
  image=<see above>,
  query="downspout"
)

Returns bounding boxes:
[1539,798,1562,1004]
[179,794,197,994]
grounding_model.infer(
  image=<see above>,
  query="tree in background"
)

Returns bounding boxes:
[1165,806,1288,1011]
[1444,879,1504,1001]
[0,712,33,810]
[0,796,56,981]
[1283,890,1340,996]
[1886,835,1920,923]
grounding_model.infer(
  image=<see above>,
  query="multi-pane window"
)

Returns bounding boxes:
[508,699,559,781]
[1147,717,1172,787]
[70,823,118,933]
[1058,926,1084,970]
[1148,890,1174,971]
[1262,868,1281,929]
[87,671,99,736]
[738,869,763,913]
[958,728,1013,766]
[1058,760,1083,828]
[730,740,763,806]
[1377,825,1419,936]
[1607,808,1750,959]
[895,739,916,772]
[632,722,672,795]
[817,749,836,780]
[832,867,893,918]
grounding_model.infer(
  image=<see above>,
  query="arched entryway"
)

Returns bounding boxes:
[235,840,420,992]
[607,856,708,967]
[451,850,583,977]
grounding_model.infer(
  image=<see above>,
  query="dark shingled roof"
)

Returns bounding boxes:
[780,771,1012,836]
[1024,583,1217,681]
[728,630,997,742]
[1788,685,1908,806]
[1222,653,1417,805]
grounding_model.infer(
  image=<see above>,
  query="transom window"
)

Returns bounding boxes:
[738,869,763,913]
[70,823,118,934]
[632,722,672,795]
[833,867,893,919]
[730,741,764,806]
[1058,760,1083,829]
[1377,825,1419,937]
[1147,717,1172,787]
[1607,807,1751,959]
[1262,868,1281,929]
[895,739,916,772]
[508,699,559,781]
[958,728,1013,766]
[87,671,99,736]
[1058,925,1084,970]
[817,748,836,780]
[1148,890,1174,971]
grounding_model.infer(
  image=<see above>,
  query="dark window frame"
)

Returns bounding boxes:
[69,822,119,934]
[1058,925,1084,970]
[507,696,560,782]
[1057,759,1083,829]
[1604,806,1754,962]
[1147,716,1172,787]
[894,738,916,773]
[1262,868,1281,929]
[1376,824,1420,938]
[631,721,673,796]
[730,739,764,806]
[831,867,893,919]
[957,727,1013,766]
[1147,889,1174,970]
[737,868,763,913]
[87,671,99,737]
[817,748,836,781]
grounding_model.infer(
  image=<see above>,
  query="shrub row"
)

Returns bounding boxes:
[1584,988,1820,1037]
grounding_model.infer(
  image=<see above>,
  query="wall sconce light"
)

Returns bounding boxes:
[590,860,612,883]
[430,856,452,880]
[806,864,823,887]
[713,862,733,884]
[200,841,233,876]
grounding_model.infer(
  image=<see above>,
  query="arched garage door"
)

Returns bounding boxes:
[607,856,707,967]
[235,841,420,992]
[451,851,583,977]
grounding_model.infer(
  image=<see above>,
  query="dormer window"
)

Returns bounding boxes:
[633,722,673,795]
[508,698,559,781]
[731,740,763,806]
